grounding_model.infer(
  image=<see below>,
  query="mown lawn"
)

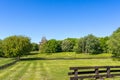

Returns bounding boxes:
[23,52,112,59]
[0,52,120,80]
[0,58,15,66]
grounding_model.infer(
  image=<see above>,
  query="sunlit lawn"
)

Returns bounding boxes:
[0,52,120,80]
[23,52,112,59]
[0,58,15,66]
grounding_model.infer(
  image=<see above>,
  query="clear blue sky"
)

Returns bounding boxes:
[0,0,120,43]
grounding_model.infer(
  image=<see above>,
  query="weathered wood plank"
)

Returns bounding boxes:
[70,66,120,70]
[68,66,120,80]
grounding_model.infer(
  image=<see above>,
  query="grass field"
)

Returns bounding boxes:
[23,52,112,59]
[0,58,15,66]
[0,52,120,80]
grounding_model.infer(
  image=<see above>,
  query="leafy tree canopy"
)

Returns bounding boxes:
[44,39,60,53]
[31,43,39,51]
[107,27,120,57]
[0,39,3,56]
[61,38,76,52]
[2,35,32,59]
[84,34,101,54]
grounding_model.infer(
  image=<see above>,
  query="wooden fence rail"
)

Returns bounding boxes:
[68,66,120,80]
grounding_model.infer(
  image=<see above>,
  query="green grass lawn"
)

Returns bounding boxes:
[0,58,16,66]
[23,52,112,59]
[0,59,120,80]
[0,52,120,80]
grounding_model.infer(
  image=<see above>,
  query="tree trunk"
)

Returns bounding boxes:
[16,56,20,61]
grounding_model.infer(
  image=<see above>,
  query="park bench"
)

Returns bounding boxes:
[68,66,120,80]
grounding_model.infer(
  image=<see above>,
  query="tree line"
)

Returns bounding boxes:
[39,27,120,57]
[39,35,108,54]
[0,27,120,59]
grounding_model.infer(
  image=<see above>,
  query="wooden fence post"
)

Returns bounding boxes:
[68,66,120,80]
[95,67,99,79]
[106,66,111,78]
[74,69,78,80]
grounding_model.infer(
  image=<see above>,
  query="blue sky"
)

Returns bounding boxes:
[0,0,120,43]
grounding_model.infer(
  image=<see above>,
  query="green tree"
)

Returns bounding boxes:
[0,39,3,57]
[31,43,39,51]
[39,36,47,53]
[44,39,60,53]
[74,38,86,53]
[61,38,76,52]
[56,40,62,52]
[99,37,109,53]
[85,34,101,54]
[107,27,120,57]
[2,35,32,60]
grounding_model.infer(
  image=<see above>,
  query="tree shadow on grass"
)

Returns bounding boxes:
[112,57,120,61]
[20,57,111,61]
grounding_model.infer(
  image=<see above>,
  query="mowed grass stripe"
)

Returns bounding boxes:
[43,63,52,80]
[37,62,53,80]
[30,61,52,80]
[37,62,50,80]
[0,62,22,79]
[20,61,36,80]
[10,61,31,80]
[19,61,34,80]
[34,61,44,80]
[0,62,29,80]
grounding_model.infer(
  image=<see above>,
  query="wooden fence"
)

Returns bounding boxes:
[68,66,120,80]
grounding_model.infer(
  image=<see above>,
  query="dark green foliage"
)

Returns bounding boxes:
[99,37,109,53]
[31,43,39,51]
[61,38,76,52]
[43,39,60,53]
[0,39,3,57]
[107,27,120,57]
[85,34,101,54]
[2,35,32,58]
[56,40,62,52]
[74,38,85,53]
[74,34,101,54]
